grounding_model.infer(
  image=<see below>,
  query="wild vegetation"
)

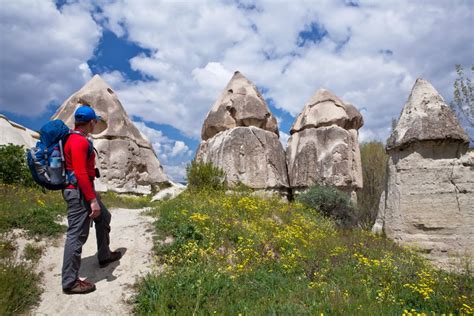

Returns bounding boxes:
[133,161,473,315]
[0,143,156,315]
[0,139,472,314]
[358,141,388,226]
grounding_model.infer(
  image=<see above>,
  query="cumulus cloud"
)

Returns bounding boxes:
[93,0,473,143]
[0,0,101,115]
[2,0,473,147]
[134,121,192,181]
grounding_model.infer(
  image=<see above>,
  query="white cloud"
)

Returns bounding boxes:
[2,0,472,151]
[134,121,192,182]
[279,131,290,148]
[171,141,192,157]
[94,0,473,143]
[0,0,101,115]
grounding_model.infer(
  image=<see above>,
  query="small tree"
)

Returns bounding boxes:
[358,141,388,226]
[452,64,474,122]
[451,64,473,146]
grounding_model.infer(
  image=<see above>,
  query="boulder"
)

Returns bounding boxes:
[0,114,39,148]
[196,126,289,191]
[287,89,363,198]
[152,181,186,201]
[373,78,473,271]
[201,71,278,140]
[52,75,169,194]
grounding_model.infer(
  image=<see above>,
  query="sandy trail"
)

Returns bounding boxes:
[33,208,155,316]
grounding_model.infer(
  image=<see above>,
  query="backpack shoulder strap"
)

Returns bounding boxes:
[67,130,95,158]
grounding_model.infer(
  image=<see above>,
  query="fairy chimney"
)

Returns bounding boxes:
[52,75,169,194]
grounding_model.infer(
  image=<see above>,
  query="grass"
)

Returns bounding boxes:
[0,236,43,315]
[0,184,152,315]
[135,189,474,315]
[100,191,152,209]
[0,184,66,237]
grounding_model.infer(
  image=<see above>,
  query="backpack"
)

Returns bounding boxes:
[27,120,93,190]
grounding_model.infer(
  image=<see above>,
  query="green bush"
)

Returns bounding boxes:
[297,185,358,228]
[0,144,35,187]
[186,160,226,191]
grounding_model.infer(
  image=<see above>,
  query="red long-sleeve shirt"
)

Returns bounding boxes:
[64,129,96,202]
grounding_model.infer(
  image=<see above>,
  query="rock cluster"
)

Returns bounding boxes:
[52,75,169,194]
[196,72,289,193]
[0,114,39,148]
[373,78,473,270]
[287,89,364,198]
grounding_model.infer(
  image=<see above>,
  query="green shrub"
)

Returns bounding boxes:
[186,160,226,191]
[297,185,358,228]
[0,144,35,187]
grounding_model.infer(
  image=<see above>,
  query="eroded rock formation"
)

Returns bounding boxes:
[52,75,169,194]
[287,89,363,198]
[373,78,473,270]
[196,72,288,192]
[0,114,39,148]
[201,71,279,140]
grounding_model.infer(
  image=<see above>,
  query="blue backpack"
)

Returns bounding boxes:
[27,120,92,190]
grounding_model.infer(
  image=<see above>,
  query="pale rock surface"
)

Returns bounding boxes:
[152,181,186,201]
[0,114,39,148]
[386,78,469,150]
[290,89,363,133]
[52,75,168,194]
[374,78,473,270]
[287,89,363,197]
[201,71,278,140]
[196,126,289,191]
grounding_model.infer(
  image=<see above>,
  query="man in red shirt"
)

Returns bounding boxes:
[62,105,121,295]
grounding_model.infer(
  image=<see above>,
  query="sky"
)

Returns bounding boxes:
[0,0,473,182]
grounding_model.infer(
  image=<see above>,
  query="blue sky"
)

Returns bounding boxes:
[1,0,473,181]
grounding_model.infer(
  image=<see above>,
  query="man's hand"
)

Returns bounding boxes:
[90,198,101,219]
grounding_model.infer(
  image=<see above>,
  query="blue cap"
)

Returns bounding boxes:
[74,105,102,123]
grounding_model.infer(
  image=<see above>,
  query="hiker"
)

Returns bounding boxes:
[61,105,121,295]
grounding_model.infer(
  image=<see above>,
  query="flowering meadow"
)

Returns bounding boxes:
[135,189,473,315]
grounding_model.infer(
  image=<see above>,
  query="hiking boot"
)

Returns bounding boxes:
[63,279,96,295]
[99,251,122,268]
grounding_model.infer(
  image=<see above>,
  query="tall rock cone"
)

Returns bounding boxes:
[386,78,469,151]
[52,74,169,194]
[373,78,473,270]
[201,71,279,140]
[196,71,288,194]
[287,88,363,200]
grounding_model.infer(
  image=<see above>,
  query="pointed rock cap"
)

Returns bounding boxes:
[290,88,363,134]
[386,78,469,151]
[201,71,279,140]
[51,74,150,148]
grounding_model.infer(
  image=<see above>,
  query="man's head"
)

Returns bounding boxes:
[74,105,107,134]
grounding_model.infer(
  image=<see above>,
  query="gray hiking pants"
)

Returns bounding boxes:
[61,188,112,289]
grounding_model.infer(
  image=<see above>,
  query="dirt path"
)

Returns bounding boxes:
[33,208,156,316]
